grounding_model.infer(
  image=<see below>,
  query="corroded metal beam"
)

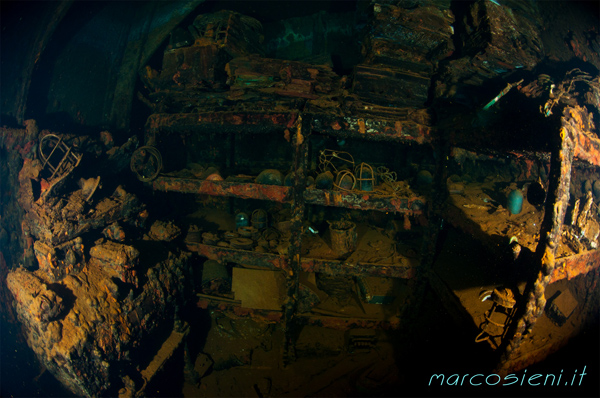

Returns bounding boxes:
[145,112,299,143]
[186,243,288,270]
[567,106,600,167]
[497,106,577,372]
[152,177,292,202]
[299,314,401,330]
[145,112,433,145]
[196,296,283,323]
[138,323,190,395]
[284,114,310,363]
[311,115,433,144]
[151,176,425,213]
[304,188,424,214]
[187,243,416,279]
[551,249,600,283]
[300,258,416,279]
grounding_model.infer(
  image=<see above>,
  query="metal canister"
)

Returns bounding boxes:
[328,220,357,258]
[251,209,268,229]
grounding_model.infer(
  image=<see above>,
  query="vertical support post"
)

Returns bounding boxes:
[496,108,576,372]
[283,114,310,365]
[408,130,448,321]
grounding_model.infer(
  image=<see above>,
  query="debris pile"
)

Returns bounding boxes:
[2,124,194,396]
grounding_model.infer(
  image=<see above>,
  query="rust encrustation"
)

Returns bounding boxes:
[299,257,415,279]
[152,177,293,203]
[551,249,600,283]
[187,242,289,270]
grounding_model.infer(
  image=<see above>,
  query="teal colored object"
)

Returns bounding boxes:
[507,189,524,215]
[235,212,249,228]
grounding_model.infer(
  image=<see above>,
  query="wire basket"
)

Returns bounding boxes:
[333,170,356,191]
[355,162,375,192]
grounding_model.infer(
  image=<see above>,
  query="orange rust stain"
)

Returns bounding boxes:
[524,159,534,178]
[324,191,331,206]
[286,114,298,128]
[394,121,403,135]
[40,179,50,192]
[331,121,342,130]
[296,126,304,145]
[573,129,600,166]
[197,300,209,309]
[333,191,342,205]
[403,214,412,230]
[358,119,366,134]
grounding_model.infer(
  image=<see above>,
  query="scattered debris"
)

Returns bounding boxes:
[147,219,181,242]
[2,2,599,396]
[194,352,214,379]
[546,289,578,326]
[475,288,517,349]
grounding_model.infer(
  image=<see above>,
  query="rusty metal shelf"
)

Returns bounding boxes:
[195,295,403,329]
[151,176,427,214]
[196,294,284,322]
[145,111,299,136]
[300,257,417,279]
[144,111,434,145]
[185,242,417,279]
[448,107,600,168]
[152,176,293,203]
[186,242,288,270]
[442,184,600,283]
[298,313,402,330]
[311,114,434,144]
[304,188,425,214]
[441,178,545,248]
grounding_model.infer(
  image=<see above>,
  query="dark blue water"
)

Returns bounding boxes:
[1,317,74,398]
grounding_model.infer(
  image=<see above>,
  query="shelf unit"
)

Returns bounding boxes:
[143,110,439,355]
[432,101,600,373]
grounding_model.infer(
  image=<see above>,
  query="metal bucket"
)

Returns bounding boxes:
[328,220,357,257]
[251,209,268,229]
